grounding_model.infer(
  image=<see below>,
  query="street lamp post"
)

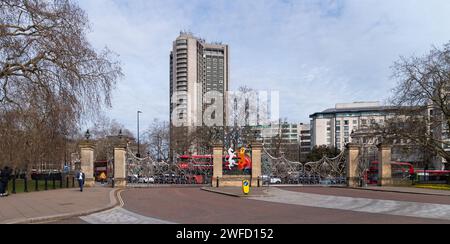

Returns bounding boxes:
[137,111,142,158]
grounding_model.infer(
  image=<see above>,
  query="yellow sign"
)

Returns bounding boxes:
[242,180,250,195]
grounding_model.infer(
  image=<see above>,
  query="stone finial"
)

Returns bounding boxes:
[346,143,360,150]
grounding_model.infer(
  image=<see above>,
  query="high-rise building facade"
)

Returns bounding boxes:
[251,122,308,162]
[170,32,229,158]
[298,123,311,162]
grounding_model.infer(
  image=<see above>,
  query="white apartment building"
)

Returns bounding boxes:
[309,102,391,151]
[251,122,310,161]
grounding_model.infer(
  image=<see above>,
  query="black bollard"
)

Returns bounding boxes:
[66,176,69,188]
[257,177,260,187]
[24,177,28,192]
[72,177,75,188]
[52,175,56,189]
[12,175,16,194]
[59,175,63,189]
[45,176,48,191]
[35,178,38,191]
[216,177,219,188]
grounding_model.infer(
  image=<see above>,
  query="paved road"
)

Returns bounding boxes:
[116,187,450,224]
[280,186,450,204]
[49,186,450,224]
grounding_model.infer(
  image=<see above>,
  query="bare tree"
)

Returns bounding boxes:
[144,119,169,162]
[0,0,122,170]
[383,41,450,168]
[88,114,133,161]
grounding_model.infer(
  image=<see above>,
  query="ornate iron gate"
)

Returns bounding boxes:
[262,147,346,185]
[125,145,212,185]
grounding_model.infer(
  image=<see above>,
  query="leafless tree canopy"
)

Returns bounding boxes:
[384,42,450,165]
[144,119,169,162]
[88,115,133,161]
[0,0,122,170]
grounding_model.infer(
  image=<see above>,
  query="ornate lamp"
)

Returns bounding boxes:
[118,129,123,139]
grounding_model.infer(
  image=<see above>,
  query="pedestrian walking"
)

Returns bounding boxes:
[0,166,12,197]
[0,168,3,197]
[76,169,85,192]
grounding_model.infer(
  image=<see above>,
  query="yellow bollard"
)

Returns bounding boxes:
[242,180,250,195]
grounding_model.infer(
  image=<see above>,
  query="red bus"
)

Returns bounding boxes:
[178,153,252,183]
[366,161,414,185]
[414,169,450,183]
[178,154,252,169]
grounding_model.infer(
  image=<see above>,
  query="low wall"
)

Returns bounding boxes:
[217,175,261,187]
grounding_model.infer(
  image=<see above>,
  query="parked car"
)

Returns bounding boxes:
[270,177,282,184]
[137,177,155,183]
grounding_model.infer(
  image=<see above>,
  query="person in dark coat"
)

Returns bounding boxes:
[0,166,11,197]
[0,168,3,196]
[76,169,85,192]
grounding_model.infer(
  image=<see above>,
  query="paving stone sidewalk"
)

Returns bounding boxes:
[0,187,118,224]
[346,186,450,196]
[250,188,450,221]
[80,207,175,224]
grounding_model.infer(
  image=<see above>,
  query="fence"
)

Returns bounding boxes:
[4,173,78,195]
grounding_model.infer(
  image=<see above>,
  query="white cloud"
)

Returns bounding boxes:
[77,0,450,131]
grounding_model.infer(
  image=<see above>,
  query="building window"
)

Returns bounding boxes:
[336,121,341,126]
[336,126,340,131]
[361,119,367,126]
[344,120,349,125]
[353,120,357,124]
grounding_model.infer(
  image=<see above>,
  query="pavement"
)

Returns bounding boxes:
[250,187,450,221]
[4,185,450,224]
[270,184,450,196]
[0,186,119,224]
[80,207,175,224]
[358,186,450,196]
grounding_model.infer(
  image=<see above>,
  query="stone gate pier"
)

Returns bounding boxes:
[79,140,95,187]
[213,142,263,188]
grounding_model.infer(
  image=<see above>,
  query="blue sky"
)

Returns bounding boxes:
[77,0,450,132]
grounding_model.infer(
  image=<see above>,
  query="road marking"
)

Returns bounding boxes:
[80,207,176,224]
[79,189,175,224]
[117,189,125,207]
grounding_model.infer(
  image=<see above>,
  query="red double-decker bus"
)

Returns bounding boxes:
[177,153,252,183]
[366,161,414,185]
[177,155,214,184]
